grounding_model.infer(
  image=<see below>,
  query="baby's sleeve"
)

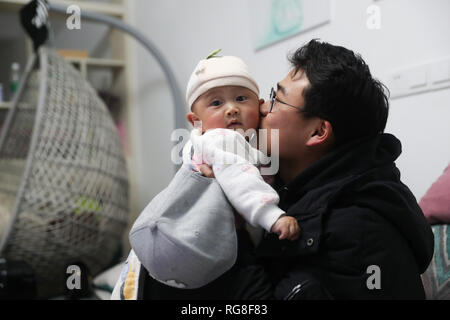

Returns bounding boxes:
[192,129,284,232]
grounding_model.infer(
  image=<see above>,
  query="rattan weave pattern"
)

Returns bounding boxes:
[0,48,129,298]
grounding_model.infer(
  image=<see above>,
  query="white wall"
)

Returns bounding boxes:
[128,0,450,212]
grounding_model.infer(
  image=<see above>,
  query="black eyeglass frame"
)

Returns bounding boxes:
[268,87,304,113]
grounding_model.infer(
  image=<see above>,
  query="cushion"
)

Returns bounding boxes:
[421,224,450,299]
[419,163,450,224]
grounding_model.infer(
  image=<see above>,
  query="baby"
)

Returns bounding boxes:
[118,51,301,295]
[183,51,300,240]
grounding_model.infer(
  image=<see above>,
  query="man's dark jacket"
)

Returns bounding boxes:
[256,133,434,299]
[142,133,434,299]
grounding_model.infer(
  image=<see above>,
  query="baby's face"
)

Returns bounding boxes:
[189,86,260,132]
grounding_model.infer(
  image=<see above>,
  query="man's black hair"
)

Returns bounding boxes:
[288,39,390,146]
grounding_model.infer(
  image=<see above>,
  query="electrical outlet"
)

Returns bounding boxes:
[387,57,450,99]
[430,60,450,85]
[406,67,427,89]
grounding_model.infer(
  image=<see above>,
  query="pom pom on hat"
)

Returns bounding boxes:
[186,50,259,110]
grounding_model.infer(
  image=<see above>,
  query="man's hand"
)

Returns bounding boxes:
[270,216,300,241]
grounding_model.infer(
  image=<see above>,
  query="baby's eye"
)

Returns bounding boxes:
[236,96,247,102]
[210,100,222,107]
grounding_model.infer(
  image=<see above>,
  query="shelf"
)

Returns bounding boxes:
[66,57,125,68]
[0,0,125,18]
[65,57,126,80]
[0,102,12,110]
[0,101,37,110]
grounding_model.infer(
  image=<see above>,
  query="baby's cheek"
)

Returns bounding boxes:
[245,108,261,130]
[203,117,226,131]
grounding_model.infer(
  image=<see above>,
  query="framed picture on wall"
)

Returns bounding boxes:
[249,0,331,50]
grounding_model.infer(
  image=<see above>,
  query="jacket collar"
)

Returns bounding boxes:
[275,133,402,206]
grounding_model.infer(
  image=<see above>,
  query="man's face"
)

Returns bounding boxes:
[190,86,260,133]
[260,68,316,160]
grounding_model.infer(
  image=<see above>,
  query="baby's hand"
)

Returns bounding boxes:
[270,216,300,241]
[198,163,215,178]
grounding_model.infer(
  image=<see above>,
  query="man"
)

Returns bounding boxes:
[250,39,434,299]
[141,39,434,299]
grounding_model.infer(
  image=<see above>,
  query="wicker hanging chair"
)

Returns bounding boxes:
[0,47,129,298]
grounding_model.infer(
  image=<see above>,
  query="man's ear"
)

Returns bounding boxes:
[186,112,200,126]
[306,120,333,147]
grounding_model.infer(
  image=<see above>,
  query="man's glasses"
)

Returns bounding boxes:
[268,87,304,113]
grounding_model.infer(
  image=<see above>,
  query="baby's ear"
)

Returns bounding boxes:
[186,112,199,126]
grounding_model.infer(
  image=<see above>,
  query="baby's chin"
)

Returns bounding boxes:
[226,124,260,132]
[226,123,245,130]
[230,127,258,143]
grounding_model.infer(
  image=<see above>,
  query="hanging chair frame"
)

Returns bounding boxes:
[0,52,39,253]
[0,1,185,298]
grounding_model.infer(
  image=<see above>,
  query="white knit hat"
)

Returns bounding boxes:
[186,51,260,110]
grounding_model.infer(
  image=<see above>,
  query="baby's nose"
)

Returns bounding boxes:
[226,104,240,115]
[259,100,269,117]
